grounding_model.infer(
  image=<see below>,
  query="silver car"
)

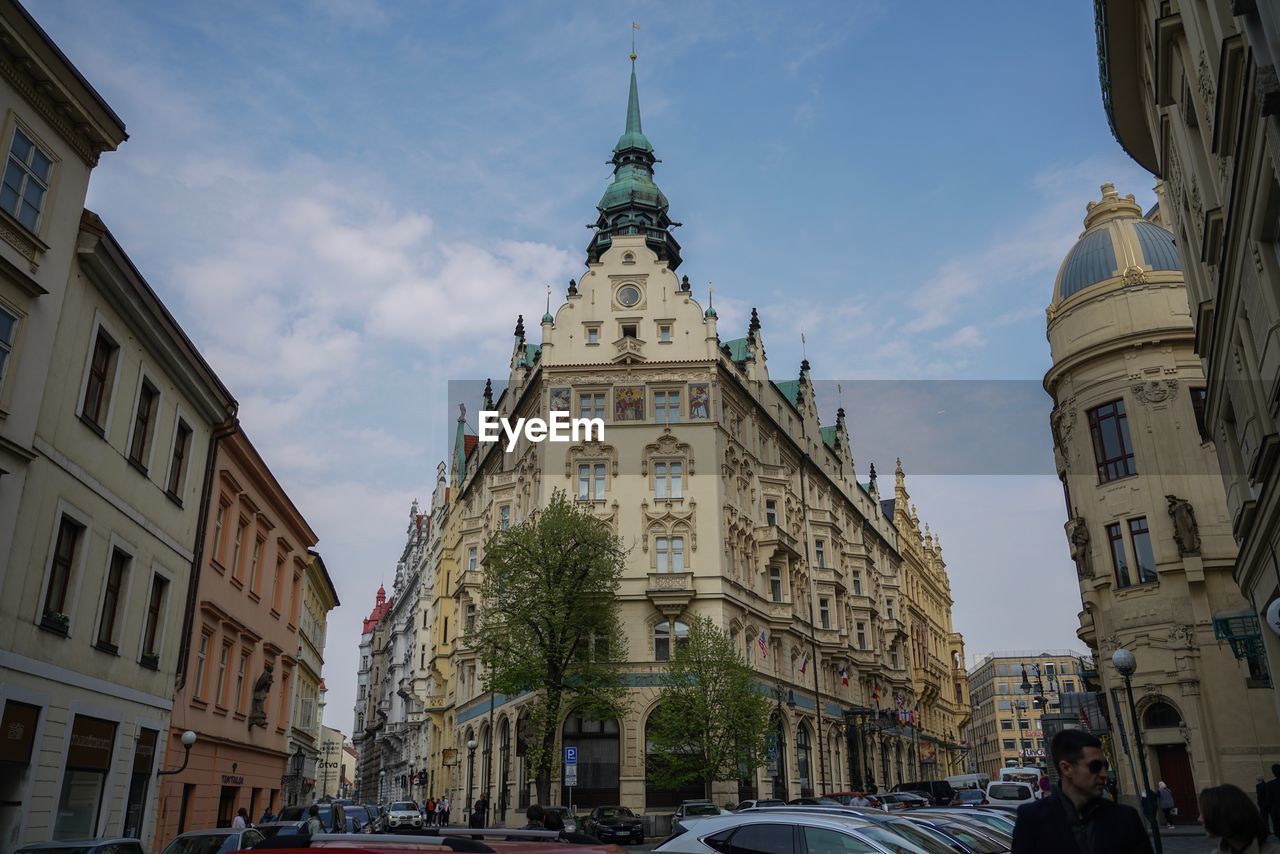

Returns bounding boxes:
[159,829,265,854]
[384,800,422,832]
[654,811,925,853]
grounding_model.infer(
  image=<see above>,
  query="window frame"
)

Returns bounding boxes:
[654,459,684,499]
[95,544,133,654]
[165,416,194,502]
[2,122,56,234]
[78,321,121,435]
[769,566,784,602]
[1189,387,1210,443]
[653,388,681,424]
[193,630,211,702]
[577,462,607,501]
[1127,516,1158,585]
[125,375,160,474]
[139,569,171,666]
[1087,399,1138,483]
[0,300,20,403]
[1107,521,1130,588]
[40,505,90,631]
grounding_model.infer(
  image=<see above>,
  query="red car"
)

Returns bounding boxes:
[241,829,624,853]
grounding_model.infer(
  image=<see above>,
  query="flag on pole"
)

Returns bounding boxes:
[799,652,810,674]
[872,686,880,711]
[632,21,641,28]
[757,629,768,658]
[839,667,849,686]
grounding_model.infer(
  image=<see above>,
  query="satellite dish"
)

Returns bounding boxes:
[1266,599,1280,638]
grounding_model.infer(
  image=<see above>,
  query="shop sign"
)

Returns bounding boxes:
[0,700,40,765]
[67,715,117,771]
[222,774,244,785]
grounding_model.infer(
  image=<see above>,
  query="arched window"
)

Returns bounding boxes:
[829,728,842,791]
[654,620,689,661]
[894,742,904,787]
[516,713,531,809]
[796,724,813,797]
[481,724,492,794]
[1143,701,1181,729]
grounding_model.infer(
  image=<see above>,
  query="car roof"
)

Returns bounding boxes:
[17,840,142,849]
[679,812,875,832]
[171,830,238,837]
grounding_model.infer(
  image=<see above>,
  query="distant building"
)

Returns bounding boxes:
[287,551,339,805]
[966,650,1093,777]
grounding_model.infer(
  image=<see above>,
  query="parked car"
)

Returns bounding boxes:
[915,807,1016,839]
[787,797,842,806]
[159,828,265,854]
[254,821,307,840]
[343,806,375,833]
[16,839,145,854]
[747,805,962,854]
[276,803,344,832]
[732,799,785,810]
[539,806,580,834]
[950,789,988,806]
[893,781,956,807]
[653,811,914,853]
[879,792,931,812]
[901,814,1011,853]
[364,804,383,831]
[671,801,727,822]
[582,805,644,845]
[385,801,423,832]
[984,781,1035,808]
[826,792,884,808]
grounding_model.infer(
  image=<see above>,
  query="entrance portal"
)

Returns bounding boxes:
[1154,744,1197,823]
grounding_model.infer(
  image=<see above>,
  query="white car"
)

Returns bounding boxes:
[985,780,1036,807]
[384,800,423,832]
[654,811,909,853]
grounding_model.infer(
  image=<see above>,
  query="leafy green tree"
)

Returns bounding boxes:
[646,615,772,799]
[471,490,628,804]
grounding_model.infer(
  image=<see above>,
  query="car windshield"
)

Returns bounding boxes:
[259,826,304,839]
[962,812,1015,832]
[885,821,956,854]
[933,824,1005,854]
[757,800,785,807]
[989,784,1031,800]
[161,834,237,854]
[859,826,932,854]
[391,802,418,811]
[956,791,984,801]
[684,804,720,816]
[598,808,634,818]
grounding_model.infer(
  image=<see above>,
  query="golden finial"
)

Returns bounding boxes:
[631,21,640,61]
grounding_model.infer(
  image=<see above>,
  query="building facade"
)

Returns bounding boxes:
[966,651,1093,777]
[1045,183,1280,818]
[1095,0,1280,721]
[409,60,969,820]
[153,429,315,845]
[353,586,392,802]
[287,552,339,806]
[318,725,346,800]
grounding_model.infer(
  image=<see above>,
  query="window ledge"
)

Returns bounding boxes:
[1247,678,1272,689]
[210,559,226,575]
[1097,472,1140,487]
[140,653,160,671]
[93,640,119,656]
[270,607,281,619]
[213,704,229,716]
[38,615,69,636]
[165,490,184,509]
[127,457,149,478]
[190,698,209,711]
[78,412,107,439]
[229,575,244,590]
[233,711,247,722]
[247,591,261,604]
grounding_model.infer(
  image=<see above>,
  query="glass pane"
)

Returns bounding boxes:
[19,201,38,230]
[53,769,106,839]
[732,824,796,854]
[1131,522,1157,583]
[4,159,25,191]
[0,308,15,343]
[10,129,31,163]
[23,179,44,208]
[31,147,52,181]
[0,183,18,216]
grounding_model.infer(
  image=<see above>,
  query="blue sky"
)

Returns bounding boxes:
[36,0,1157,732]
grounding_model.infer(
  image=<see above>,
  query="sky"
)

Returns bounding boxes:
[34,0,1159,734]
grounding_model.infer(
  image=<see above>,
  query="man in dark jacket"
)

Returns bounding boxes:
[1265,764,1280,837]
[1011,729,1153,853]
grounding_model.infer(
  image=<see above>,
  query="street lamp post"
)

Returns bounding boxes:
[1113,648,1163,854]
[465,738,478,822]
[157,730,198,776]
[379,770,386,807]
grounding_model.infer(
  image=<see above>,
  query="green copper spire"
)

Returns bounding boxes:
[614,62,653,154]
[588,57,682,270]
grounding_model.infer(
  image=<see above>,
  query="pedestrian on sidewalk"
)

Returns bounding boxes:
[232,808,249,829]
[1266,765,1280,839]
[1200,783,1280,853]
[1157,782,1176,828]
[441,796,451,826]
[1010,729,1152,853]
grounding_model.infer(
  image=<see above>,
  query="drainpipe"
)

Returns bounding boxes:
[175,415,239,690]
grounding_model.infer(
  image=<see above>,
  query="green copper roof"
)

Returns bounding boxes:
[721,337,751,363]
[775,380,800,407]
[820,425,838,449]
[614,64,653,154]
[516,343,542,369]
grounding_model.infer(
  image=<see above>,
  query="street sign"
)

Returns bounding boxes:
[564,746,577,765]
[564,765,578,786]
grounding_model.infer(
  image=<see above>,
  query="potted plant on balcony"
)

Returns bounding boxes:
[140,651,161,670]
[41,609,70,634]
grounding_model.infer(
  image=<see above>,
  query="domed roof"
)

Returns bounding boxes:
[1054,183,1182,303]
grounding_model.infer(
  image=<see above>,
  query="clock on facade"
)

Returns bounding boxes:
[617,284,641,307]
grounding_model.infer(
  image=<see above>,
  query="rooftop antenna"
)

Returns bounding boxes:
[707,284,714,312]
[546,284,551,314]
[801,329,807,361]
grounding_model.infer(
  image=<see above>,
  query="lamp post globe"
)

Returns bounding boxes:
[181,730,197,748]
[467,739,477,751]
[1112,647,1137,676]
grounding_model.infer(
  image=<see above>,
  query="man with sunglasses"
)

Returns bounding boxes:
[1011,729,1153,853]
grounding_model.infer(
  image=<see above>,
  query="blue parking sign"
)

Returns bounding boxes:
[565,746,577,765]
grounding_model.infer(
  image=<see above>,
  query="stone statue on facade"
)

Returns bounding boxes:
[1166,495,1201,555]
[1067,512,1094,579]
[248,662,274,728]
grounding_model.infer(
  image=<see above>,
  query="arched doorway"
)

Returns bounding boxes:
[480,724,492,806]
[894,742,903,786]
[644,704,706,808]
[498,719,511,823]
[880,742,890,791]
[768,715,788,801]
[796,724,813,797]
[560,710,619,809]
[1144,700,1197,823]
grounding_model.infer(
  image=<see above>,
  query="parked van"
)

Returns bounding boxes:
[891,780,955,806]
[945,773,991,791]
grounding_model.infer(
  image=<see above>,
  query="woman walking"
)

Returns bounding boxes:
[1200,784,1280,853]
[1157,781,1176,828]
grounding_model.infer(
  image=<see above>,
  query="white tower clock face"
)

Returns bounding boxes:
[617,285,641,307]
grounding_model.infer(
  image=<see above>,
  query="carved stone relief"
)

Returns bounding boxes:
[1131,379,1179,404]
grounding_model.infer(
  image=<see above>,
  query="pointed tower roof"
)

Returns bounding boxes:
[587,57,682,270]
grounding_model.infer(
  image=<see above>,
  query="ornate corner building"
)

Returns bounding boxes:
[1045,182,1280,816]
[1094,0,1280,727]
[351,60,973,818]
